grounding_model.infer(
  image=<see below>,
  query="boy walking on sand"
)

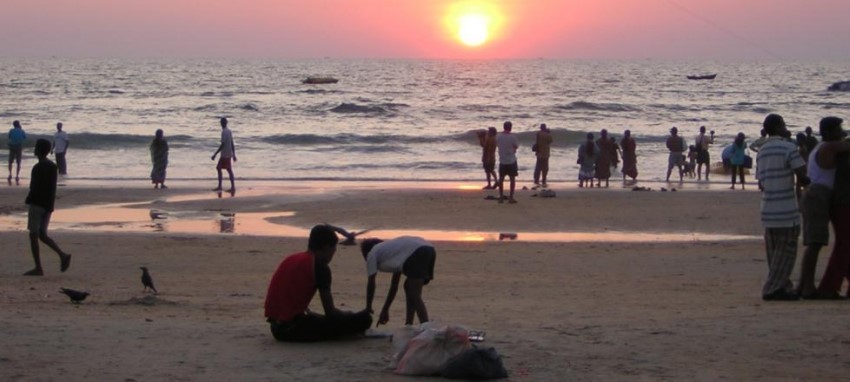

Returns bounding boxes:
[23,139,71,276]
[211,117,237,193]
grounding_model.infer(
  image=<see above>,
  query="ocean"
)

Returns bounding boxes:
[1,58,848,183]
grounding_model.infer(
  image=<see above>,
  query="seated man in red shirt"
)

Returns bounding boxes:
[264,224,372,342]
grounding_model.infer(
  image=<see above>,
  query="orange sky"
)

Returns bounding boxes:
[1,0,849,59]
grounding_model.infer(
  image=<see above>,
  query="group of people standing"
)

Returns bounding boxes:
[577,128,637,188]
[6,121,68,185]
[477,123,639,195]
[756,114,850,301]
[7,118,237,193]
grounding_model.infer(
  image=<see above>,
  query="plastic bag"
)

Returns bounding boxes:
[394,324,471,376]
[441,346,509,380]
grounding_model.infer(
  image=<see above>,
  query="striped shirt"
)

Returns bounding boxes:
[756,137,806,227]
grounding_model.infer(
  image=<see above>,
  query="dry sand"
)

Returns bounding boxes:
[1,181,848,381]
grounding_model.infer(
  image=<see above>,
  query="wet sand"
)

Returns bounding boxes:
[0,180,847,381]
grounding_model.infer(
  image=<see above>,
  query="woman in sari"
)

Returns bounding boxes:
[150,129,169,189]
[620,130,638,181]
[577,133,598,188]
[594,129,613,188]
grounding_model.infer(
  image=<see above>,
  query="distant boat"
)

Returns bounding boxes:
[828,80,850,91]
[302,76,339,84]
[687,74,717,80]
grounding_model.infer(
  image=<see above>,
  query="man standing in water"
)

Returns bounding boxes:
[695,126,712,181]
[211,117,236,193]
[665,127,685,182]
[533,124,553,188]
[8,120,26,184]
[51,122,70,175]
[496,121,519,204]
[477,127,497,189]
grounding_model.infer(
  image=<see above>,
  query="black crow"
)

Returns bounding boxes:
[59,287,89,303]
[140,267,158,294]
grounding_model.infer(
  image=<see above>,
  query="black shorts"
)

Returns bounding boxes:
[499,163,518,177]
[402,246,436,284]
[697,149,710,165]
[483,160,495,172]
[8,145,23,162]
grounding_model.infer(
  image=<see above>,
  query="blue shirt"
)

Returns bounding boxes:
[8,128,26,146]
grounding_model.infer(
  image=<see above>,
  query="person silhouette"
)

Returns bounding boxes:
[211,117,237,194]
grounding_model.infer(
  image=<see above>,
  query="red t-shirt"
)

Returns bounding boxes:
[264,251,331,322]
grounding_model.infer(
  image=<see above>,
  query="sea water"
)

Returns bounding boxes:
[0,58,847,182]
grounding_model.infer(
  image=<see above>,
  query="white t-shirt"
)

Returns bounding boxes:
[53,131,69,153]
[366,236,431,276]
[220,128,234,158]
[496,133,519,165]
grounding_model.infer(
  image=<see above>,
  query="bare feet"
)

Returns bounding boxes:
[23,268,44,276]
[60,253,72,272]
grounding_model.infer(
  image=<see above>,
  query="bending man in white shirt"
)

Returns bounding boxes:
[361,236,436,326]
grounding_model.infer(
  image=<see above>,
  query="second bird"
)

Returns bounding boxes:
[140,266,158,294]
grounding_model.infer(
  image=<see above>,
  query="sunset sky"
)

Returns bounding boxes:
[1,0,848,60]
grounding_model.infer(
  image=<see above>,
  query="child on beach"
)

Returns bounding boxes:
[361,236,436,326]
[23,139,72,276]
[686,145,697,178]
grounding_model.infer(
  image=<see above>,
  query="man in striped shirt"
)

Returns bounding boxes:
[755,114,810,301]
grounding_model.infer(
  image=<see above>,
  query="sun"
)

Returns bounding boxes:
[458,13,490,47]
[445,2,503,49]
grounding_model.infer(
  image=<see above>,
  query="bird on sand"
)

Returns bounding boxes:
[140,267,158,294]
[59,287,89,303]
[325,224,373,246]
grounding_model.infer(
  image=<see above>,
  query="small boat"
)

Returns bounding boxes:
[828,80,850,92]
[687,74,717,80]
[302,76,339,84]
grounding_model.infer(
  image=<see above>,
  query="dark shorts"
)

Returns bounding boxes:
[668,153,684,168]
[697,149,710,165]
[27,204,51,234]
[402,246,436,284]
[499,163,518,177]
[8,145,23,162]
[802,184,832,245]
[483,160,495,172]
[216,157,232,171]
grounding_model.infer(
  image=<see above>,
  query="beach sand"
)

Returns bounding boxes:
[1,182,848,381]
